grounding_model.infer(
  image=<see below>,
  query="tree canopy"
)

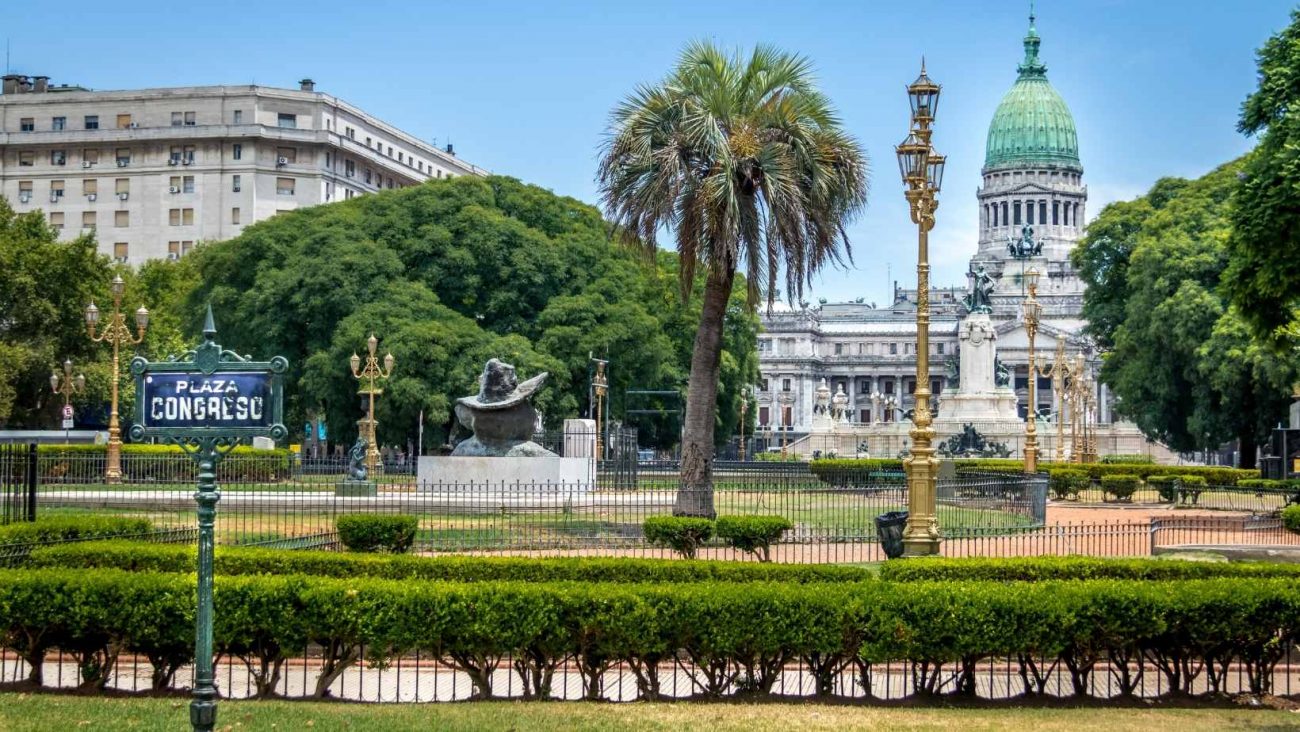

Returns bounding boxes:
[186,175,759,450]
[1075,160,1295,464]
[1224,9,1300,344]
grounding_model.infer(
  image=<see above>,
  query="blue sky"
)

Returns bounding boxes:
[8,1,1292,305]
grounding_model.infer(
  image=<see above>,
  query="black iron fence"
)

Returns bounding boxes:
[0,444,35,525]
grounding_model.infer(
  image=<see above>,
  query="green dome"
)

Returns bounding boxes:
[984,17,1081,172]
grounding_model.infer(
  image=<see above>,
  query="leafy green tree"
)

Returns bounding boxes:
[1078,160,1295,465]
[187,175,759,449]
[0,200,112,427]
[598,41,868,516]
[1224,9,1300,343]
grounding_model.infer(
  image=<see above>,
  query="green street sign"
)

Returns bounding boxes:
[129,306,286,732]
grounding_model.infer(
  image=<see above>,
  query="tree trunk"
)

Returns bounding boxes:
[675,263,736,518]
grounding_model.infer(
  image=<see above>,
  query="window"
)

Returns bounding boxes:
[17,181,32,200]
[365,136,372,147]
[345,160,355,177]
[231,175,241,193]
[276,147,297,163]
[82,179,97,196]
[184,111,196,126]
[83,149,99,165]
[387,146,393,156]
[169,175,182,191]
[233,110,243,124]
[834,343,844,356]
[232,144,242,160]
[168,241,180,258]
[52,116,66,131]
[115,210,129,228]
[169,208,194,226]
[183,176,195,193]
[231,207,241,225]
[182,241,194,255]
[1013,201,1022,225]
[81,115,99,130]
[418,161,424,172]
[860,380,871,394]
[182,145,195,164]
[113,242,128,261]
[345,127,354,139]
[759,407,770,426]
[276,177,295,196]
[171,111,183,127]
[277,113,297,129]
[937,342,945,355]
[398,152,404,163]
[325,153,331,168]
[115,148,130,165]
[1053,201,1060,225]
[49,180,64,200]
[19,117,34,132]
[1026,201,1034,225]
[115,178,129,195]
[889,343,898,355]
[758,378,769,391]
[116,114,132,129]
[82,211,96,229]
[49,211,64,229]
[169,146,182,164]
[51,150,67,166]
[782,378,792,392]
[19,151,33,167]
[364,168,372,184]
[1039,201,1047,224]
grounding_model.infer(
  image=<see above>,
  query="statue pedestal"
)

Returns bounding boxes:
[943,312,1020,423]
[417,456,595,491]
[335,480,377,497]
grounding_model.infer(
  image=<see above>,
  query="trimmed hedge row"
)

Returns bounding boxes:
[24,541,874,583]
[810,458,1258,486]
[643,516,793,561]
[2,569,1298,699]
[0,516,153,546]
[37,444,293,482]
[336,514,417,553]
[878,556,1300,582]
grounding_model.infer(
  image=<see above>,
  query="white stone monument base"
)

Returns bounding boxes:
[939,387,1021,423]
[417,456,594,491]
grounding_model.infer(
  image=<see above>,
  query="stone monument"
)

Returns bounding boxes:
[936,267,1021,426]
[418,358,593,489]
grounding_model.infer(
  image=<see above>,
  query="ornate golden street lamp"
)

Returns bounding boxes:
[350,334,394,476]
[738,387,750,461]
[50,359,85,442]
[1021,268,1042,472]
[1042,340,1073,462]
[592,357,608,460]
[896,60,945,557]
[1068,352,1086,462]
[85,274,148,483]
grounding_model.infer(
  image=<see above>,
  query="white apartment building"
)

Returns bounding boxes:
[0,75,486,263]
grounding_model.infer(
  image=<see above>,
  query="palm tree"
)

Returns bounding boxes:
[598,41,869,516]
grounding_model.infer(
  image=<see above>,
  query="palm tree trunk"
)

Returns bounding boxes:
[675,263,736,517]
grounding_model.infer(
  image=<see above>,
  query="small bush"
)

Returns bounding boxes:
[714,515,792,562]
[1177,475,1207,505]
[754,451,801,463]
[642,516,714,559]
[1146,475,1180,502]
[335,515,417,553]
[0,516,153,546]
[1100,475,1141,502]
[1281,505,1300,534]
[1048,469,1088,500]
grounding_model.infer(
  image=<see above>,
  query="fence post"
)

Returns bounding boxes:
[24,443,37,522]
[1147,518,1158,557]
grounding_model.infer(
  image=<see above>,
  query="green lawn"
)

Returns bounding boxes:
[0,695,1294,731]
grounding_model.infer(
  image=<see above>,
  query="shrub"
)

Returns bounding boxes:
[877,556,1300,582]
[754,451,801,462]
[0,516,153,546]
[714,515,792,562]
[26,541,875,583]
[37,444,293,483]
[1100,475,1141,502]
[1146,474,1180,502]
[1048,469,1087,500]
[1177,475,1207,505]
[335,515,417,553]
[1283,505,1300,534]
[641,517,715,559]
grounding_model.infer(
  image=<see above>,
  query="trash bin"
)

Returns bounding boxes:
[875,510,909,560]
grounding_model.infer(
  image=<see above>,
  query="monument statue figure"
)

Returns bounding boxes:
[994,356,1012,387]
[347,437,369,481]
[451,358,556,457]
[962,264,995,314]
[1007,222,1042,259]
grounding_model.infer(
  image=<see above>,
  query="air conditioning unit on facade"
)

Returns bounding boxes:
[117,160,129,167]
[82,161,93,169]
[168,159,179,166]
[118,192,129,201]
[18,194,30,203]
[276,157,288,166]
[128,122,139,129]
[87,193,97,202]
[115,256,128,263]
[49,194,60,203]
[168,186,180,194]
[167,253,179,261]
[182,159,193,166]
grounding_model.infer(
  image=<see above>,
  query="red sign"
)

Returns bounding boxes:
[62,404,74,420]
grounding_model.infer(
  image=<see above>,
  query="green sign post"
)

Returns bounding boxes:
[130,306,286,732]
